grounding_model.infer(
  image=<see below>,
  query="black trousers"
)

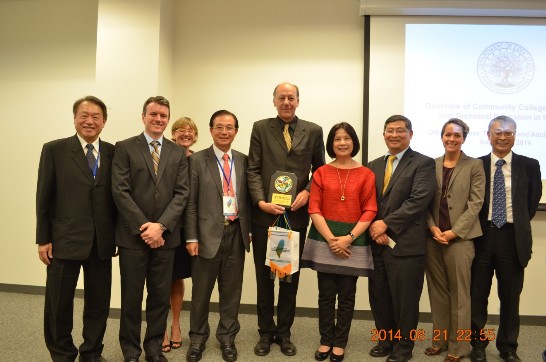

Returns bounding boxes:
[189,222,245,344]
[118,246,174,359]
[44,242,112,362]
[317,272,358,349]
[470,226,524,353]
[251,223,306,338]
[368,246,425,356]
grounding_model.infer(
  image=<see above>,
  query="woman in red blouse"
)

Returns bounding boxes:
[302,122,377,362]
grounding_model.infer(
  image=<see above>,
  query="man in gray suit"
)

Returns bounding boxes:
[247,82,325,357]
[112,96,189,362]
[37,96,116,362]
[367,115,435,362]
[185,110,251,362]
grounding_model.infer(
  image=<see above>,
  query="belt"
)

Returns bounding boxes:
[223,218,239,227]
[487,221,514,229]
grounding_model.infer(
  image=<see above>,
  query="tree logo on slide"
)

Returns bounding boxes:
[477,42,534,94]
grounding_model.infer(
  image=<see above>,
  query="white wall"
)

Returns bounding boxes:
[1,0,544,318]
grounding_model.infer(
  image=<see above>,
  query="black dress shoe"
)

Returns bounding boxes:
[386,352,413,362]
[79,356,107,362]
[500,352,521,362]
[254,337,273,356]
[220,342,238,362]
[369,345,393,357]
[276,337,297,356]
[470,347,487,362]
[330,351,345,362]
[186,343,205,362]
[124,358,139,362]
[315,348,332,361]
[145,355,168,362]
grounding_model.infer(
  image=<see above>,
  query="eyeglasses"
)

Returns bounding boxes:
[212,125,236,132]
[175,128,195,134]
[384,128,409,135]
[490,131,515,138]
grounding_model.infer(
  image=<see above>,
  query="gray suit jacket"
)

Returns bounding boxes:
[427,151,485,240]
[368,147,436,256]
[112,133,189,249]
[36,135,116,260]
[247,117,325,229]
[185,146,251,258]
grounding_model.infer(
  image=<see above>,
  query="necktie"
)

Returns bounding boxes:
[151,141,160,175]
[85,144,97,173]
[492,159,507,228]
[222,153,237,220]
[283,123,292,151]
[383,155,396,194]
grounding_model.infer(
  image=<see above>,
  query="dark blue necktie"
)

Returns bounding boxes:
[492,159,506,228]
[86,144,96,172]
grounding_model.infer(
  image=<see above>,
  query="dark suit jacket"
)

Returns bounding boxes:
[368,147,436,256]
[36,135,116,260]
[427,151,485,240]
[112,133,189,249]
[247,117,325,229]
[478,152,542,267]
[185,146,251,259]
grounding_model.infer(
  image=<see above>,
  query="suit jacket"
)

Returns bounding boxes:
[112,133,189,249]
[247,117,325,229]
[368,147,436,256]
[477,152,542,267]
[427,152,485,240]
[36,134,116,260]
[184,146,251,259]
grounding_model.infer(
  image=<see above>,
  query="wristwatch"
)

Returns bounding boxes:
[159,223,167,231]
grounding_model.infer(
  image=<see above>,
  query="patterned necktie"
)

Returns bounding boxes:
[492,159,507,228]
[150,141,160,175]
[383,155,396,194]
[85,144,96,173]
[283,123,292,151]
[222,153,237,220]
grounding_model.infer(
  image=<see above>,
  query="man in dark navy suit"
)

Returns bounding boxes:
[470,115,542,362]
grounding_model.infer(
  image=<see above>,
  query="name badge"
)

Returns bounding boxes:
[223,195,237,216]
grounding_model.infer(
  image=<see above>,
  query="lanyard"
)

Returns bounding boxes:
[91,152,100,178]
[215,155,234,189]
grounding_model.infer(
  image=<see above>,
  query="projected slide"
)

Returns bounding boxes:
[404,24,546,171]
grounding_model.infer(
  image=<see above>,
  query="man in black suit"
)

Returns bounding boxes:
[112,96,189,362]
[184,110,252,362]
[247,82,325,357]
[470,115,542,362]
[367,115,436,362]
[36,95,116,362]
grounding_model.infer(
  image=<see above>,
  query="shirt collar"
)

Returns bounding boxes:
[491,151,512,165]
[386,146,409,160]
[212,144,232,160]
[277,116,298,131]
[76,134,100,152]
[143,132,164,145]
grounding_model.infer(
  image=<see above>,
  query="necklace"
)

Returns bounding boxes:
[336,166,351,201]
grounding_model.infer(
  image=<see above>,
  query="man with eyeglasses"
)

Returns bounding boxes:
[469,115,542,362]
[184,110,252,362]
[247,82,325,357]
[367,115,436,362]
[112,96,189,362]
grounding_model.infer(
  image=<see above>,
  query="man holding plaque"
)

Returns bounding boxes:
[247,82,325,357]
[185,110,252,362]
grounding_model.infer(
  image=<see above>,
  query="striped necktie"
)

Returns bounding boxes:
[150,141,160,175]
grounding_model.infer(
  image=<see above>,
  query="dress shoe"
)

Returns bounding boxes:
[315,347,332,361]
[499,352,521,362]
[79,356,107,362]
[424,346,447,356]
[145,355,168,362]
[276,337,297,356]
[254,337,274,356]
[369,345,393,357]
[330,351,345,362]
[220,342,238,362]
[124,358,139,362]
[186,343,206,362]
[386,352,413,362]
[469,347,487,362]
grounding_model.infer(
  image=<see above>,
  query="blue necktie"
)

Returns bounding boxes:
[86,144,96,173]
[492,159,506,228]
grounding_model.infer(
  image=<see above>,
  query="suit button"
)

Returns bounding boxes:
[447,195,451,198]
